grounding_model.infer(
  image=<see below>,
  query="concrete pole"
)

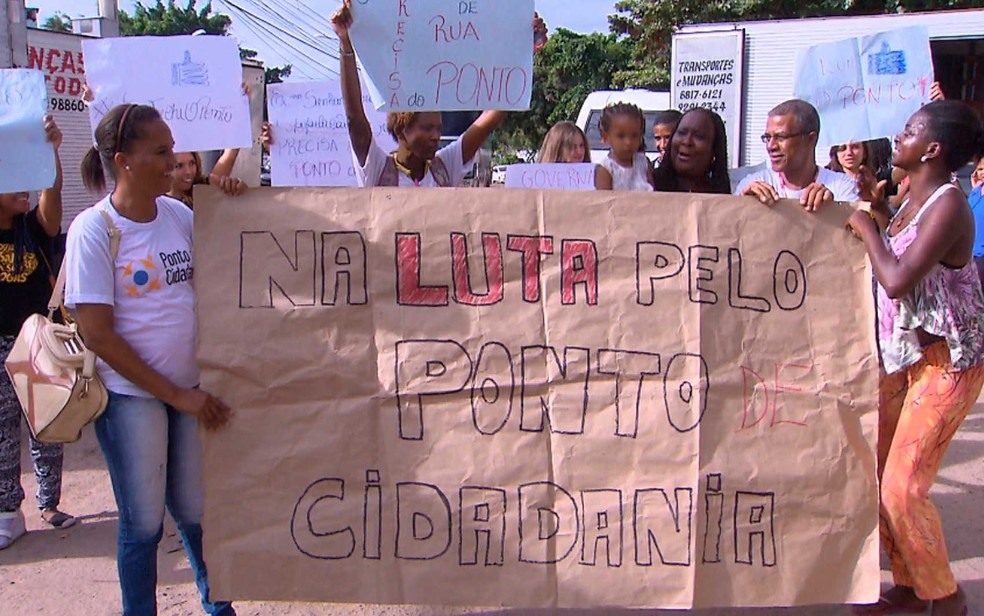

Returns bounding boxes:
[0,0,10,69]
[2,0,28,68]
[98,0,120,38]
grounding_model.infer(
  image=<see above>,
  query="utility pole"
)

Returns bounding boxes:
[0,0,9,69]
[2,0,27,68]
[99,0,120,38]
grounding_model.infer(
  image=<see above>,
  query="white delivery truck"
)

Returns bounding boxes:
[673,8,984,168]
[576,89,671,164]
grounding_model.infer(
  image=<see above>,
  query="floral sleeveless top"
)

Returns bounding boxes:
[877,184,984,374]
[600,152,653,192]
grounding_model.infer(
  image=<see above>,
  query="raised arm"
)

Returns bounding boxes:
[209,148,240,178]
[459,13,547,166]
[461,111,506,165]
[333,0,373,166]
[36,116,63,238]
[848,190,973,298]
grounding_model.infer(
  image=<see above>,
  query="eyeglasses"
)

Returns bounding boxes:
[760,132,810,145]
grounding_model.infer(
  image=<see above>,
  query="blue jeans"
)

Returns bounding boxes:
[95,391,233,616]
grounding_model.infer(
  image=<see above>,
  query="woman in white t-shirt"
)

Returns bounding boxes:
[331,0,546,187]
[64,104,234,616]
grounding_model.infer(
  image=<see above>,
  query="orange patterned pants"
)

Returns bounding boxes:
[877,342,984,600]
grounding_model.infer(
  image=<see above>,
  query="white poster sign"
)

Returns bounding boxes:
[671,30,744,168]
[348,0,534,112]
[0,69,56,193]
[267,80,396,187]
[82,35,251,152]
[793,26,933,149]
[504,163,596,190]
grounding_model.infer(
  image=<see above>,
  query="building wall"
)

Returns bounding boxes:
[25,28,92,228]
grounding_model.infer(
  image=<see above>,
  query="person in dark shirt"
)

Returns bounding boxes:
[0,116,75,550]
[652,107,731,194]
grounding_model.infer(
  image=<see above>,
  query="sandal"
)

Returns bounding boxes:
[41,508,76,529]
[0,510,26,550]
[854,596,928,615]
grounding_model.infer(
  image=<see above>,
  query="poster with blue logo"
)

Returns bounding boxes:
[792,26,933,149]
[82,35,252,153]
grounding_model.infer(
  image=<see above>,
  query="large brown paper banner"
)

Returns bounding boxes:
[195,186,880,609]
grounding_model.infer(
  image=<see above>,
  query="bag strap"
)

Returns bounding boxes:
[430,157,452,187]
[378,156,399,187]
[47,208,121,318]
[35,237,57,289]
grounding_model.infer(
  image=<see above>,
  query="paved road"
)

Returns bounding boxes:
[4,405,984,615]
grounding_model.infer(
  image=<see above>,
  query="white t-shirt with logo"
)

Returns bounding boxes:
[355,136,468,187]
[734,166,860,202]
[64,196,198,398]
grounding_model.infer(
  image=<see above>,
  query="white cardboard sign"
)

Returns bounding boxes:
[793,27,933,148]
[348,0,535,112]
[0,69,56,193]
[267,80,397,187]
[504,163,596,190]
[82,35,251,152]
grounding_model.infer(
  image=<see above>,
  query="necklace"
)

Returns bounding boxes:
[889,203,916,234]
[889,182,949,235]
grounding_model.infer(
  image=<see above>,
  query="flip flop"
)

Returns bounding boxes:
[853,596,928,615]
[41,509,76,529]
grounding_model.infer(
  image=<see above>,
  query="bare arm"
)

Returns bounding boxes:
[460,13,547,167]
[333,0,372,166]
[36,116,62,237]
[592,165,607,190]
[595,165,613,190]
[74,304,232,429]
[848,191,973,298]
[209,148,240,178]
[460,111,506,165]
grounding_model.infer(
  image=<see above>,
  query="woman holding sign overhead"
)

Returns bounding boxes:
[331,0,546,187]
[0,116,76,550]
[847,101,984,616]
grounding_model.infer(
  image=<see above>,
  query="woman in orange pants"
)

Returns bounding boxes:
[848,101,984,616]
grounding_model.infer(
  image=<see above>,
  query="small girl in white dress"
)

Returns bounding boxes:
[595,102,655,192]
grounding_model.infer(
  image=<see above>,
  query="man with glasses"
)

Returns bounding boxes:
[735,99,859,210]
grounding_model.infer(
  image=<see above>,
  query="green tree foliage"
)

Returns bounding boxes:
[494,28,631,155]
[240,48,293,84]
[41,13,72,33]
[609,0,984,89]
[263,65,292,84]
[119,0,231,36]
